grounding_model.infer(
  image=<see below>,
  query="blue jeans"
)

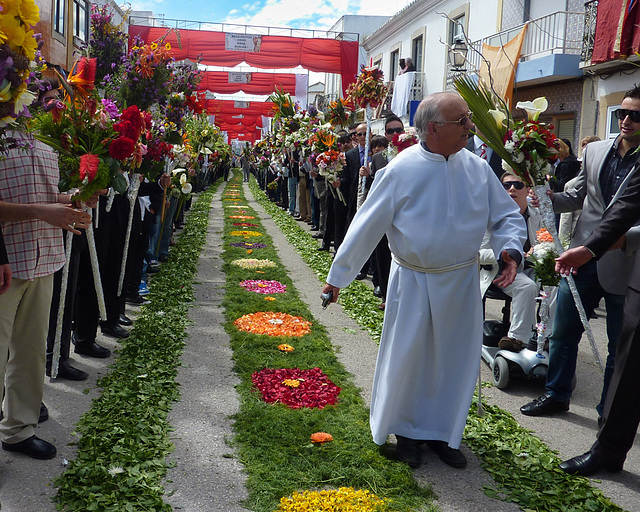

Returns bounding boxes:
[545,259,624,415]
[147,196,177,260]
[288,177,297,214]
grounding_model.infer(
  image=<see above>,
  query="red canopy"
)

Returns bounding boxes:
[203,99,275,117]
[129,25,358,96]
[214,114,263,127]
[198,71,296,95]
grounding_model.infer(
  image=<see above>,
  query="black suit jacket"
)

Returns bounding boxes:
[344,146,361,221]
[466,137,502,178]
[0,228,8,265]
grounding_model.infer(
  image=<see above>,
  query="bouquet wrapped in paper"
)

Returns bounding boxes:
[384,131,419,161]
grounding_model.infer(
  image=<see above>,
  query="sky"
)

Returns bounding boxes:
[127,0,413,31]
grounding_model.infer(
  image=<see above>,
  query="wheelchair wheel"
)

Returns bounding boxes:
[492,356,510,389]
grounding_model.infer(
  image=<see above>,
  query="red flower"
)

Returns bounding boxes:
[79,153,100,182]
[114,120,139,141]
[119,105,143,138]
[109,137,135,160]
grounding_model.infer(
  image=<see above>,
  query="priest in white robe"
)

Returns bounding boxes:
[323,92,527,469]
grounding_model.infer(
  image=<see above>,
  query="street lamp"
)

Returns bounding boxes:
[449,37,468,70]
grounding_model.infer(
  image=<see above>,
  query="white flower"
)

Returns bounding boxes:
[516,97,548,121]
[504,141,515,152]
[181,183,192,194]
[179,173,187,185]
[502,160,513,172]
[172,167,187,175]
[108,466,125,476]
[488,109,507,130]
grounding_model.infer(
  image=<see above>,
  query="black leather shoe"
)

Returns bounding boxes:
[101,323,130,339]
[355,272,367,280]
[426,440,467,468]
[559,451,623,476]
[520,392,569,416]
[118,314,133,326]
[47,360,88,381]
[396,435,422,468]
[373,286,382,298]
[317,245,330,252]
[126,295,151,305]
[75,341,111,358]
[147,263,161,274]
[39,403,49,423]
[312,233,323,239]
[310,226,319,231]
[2,435,56,459]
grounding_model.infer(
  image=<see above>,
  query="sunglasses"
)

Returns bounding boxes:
[385,127,404,135]
[614,109,640,123]
[349,132,357,137]
[356,132,366,136]
[502,181,526,190]
[436,111,473,126]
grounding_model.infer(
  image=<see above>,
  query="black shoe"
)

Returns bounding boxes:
[126,295,151,305]
[147,263,161,274]
[39,403,49,423]
[2,435,56,460]
[559,451,623,476]
[355,272,367,280]
[396,435,422,468]
[118,314,133,326]
[426,440,467,468]
[520,392,570,416]
[312,233,324,239]
[310,226,319,231]
[158,254,168,263]
[373,286,382,298]
[46,360,88,381]
[317,245,330,252]
[101,323,130,339]
[75,341,111,358]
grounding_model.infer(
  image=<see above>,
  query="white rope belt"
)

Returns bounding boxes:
[391,253,479,274]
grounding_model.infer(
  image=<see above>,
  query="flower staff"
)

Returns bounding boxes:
[455,76,603,371]
[347,66,388,194]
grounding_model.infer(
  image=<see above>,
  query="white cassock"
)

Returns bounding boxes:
[326,143,527,448]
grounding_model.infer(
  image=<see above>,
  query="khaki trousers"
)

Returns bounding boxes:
[0,274,53,443]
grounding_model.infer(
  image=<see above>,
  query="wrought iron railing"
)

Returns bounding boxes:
[581,0,598,64]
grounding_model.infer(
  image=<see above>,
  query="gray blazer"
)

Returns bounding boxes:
[552,138,640,295]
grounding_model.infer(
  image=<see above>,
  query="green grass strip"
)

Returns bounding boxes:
[249,180,628,512]
[222,176,434,512]
[54,183,220,511]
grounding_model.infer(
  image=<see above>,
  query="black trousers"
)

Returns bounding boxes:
[593,286,640,463]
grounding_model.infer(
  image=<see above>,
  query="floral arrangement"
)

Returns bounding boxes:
[268,88,297,121]
[233,222,259,227]
[87,4,127,83]
[0,0,39,151]
[276,487,387,511]
[529,228,561,287]
[325,98,350,127]
[454,77,557,187]
[251,367,340,409]
[310,432,333,444]
[33,58,129,200]
[229,242,266,249]
[231,258,276,269]
[346,66,388,109]
[234,311,311,337]
[239,279,287,294]
[229,215,256,219]
[384,132,419,161]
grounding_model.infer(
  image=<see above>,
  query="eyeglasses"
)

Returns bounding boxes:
[436,111,473,126]
[502,181,526,190]
[349,132,357,137]
[385,127,405,135]
[356,132,366,137]
[614,109,640,123]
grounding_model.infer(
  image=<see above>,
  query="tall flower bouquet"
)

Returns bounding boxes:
[268,88,296,121]
[87,4,127,83]
[455,76,603,370]
[347,66,388,194]
[325,98,350,127]
[384,131,419,161]
[312,129,346,204]
[0,0,39,153]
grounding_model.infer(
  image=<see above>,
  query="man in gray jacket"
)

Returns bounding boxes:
[521,86,640,420]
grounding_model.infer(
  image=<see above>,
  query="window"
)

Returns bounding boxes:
[606,105,621,140]
[449,14,466,45]
[390,50,399,81]
[73,0,89,42]
[54,0,65,35]
[412,36,423,73]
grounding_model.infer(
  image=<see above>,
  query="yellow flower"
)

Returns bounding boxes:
[282,379,300,388]
[151,42,158,50]
[0,81,12,102]
[0,14,27,47]
[277,343,294,351]
[165,42,171,50]
[18,0,40,27]
[20,28,37,60]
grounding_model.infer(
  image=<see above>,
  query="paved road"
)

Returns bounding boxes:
[2,180,638,511]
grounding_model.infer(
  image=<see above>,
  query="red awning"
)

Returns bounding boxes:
[198,71,297,95]
[129,26,358,96]
[203,98,275,117]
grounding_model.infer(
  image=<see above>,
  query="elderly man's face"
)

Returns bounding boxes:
[431,96,473,156]
[355,123,368,147]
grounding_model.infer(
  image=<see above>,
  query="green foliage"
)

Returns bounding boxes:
[54,182,221,511]
[225,177,433,512]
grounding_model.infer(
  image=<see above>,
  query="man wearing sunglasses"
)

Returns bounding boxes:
[322,92,526,469]
[480,173,543,352]
[521,86,640,424]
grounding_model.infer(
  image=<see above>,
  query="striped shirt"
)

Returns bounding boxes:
[0,134,65,280]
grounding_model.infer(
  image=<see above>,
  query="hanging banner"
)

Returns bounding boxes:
[234,101,250,108]
[229,72,252,83]
[225,33,262,52]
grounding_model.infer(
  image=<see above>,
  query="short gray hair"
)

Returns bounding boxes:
[414,93,450,141]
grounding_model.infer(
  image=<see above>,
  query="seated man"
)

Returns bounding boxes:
[480,172,541,351]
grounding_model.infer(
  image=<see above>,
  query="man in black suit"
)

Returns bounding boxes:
[467,133,502,178]
[556,166,640,476]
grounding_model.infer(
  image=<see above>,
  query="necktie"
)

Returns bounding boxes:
[479,143,487,160]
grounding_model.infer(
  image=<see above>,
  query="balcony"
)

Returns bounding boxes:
[377,72,426,119]
[462,11,585,87]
